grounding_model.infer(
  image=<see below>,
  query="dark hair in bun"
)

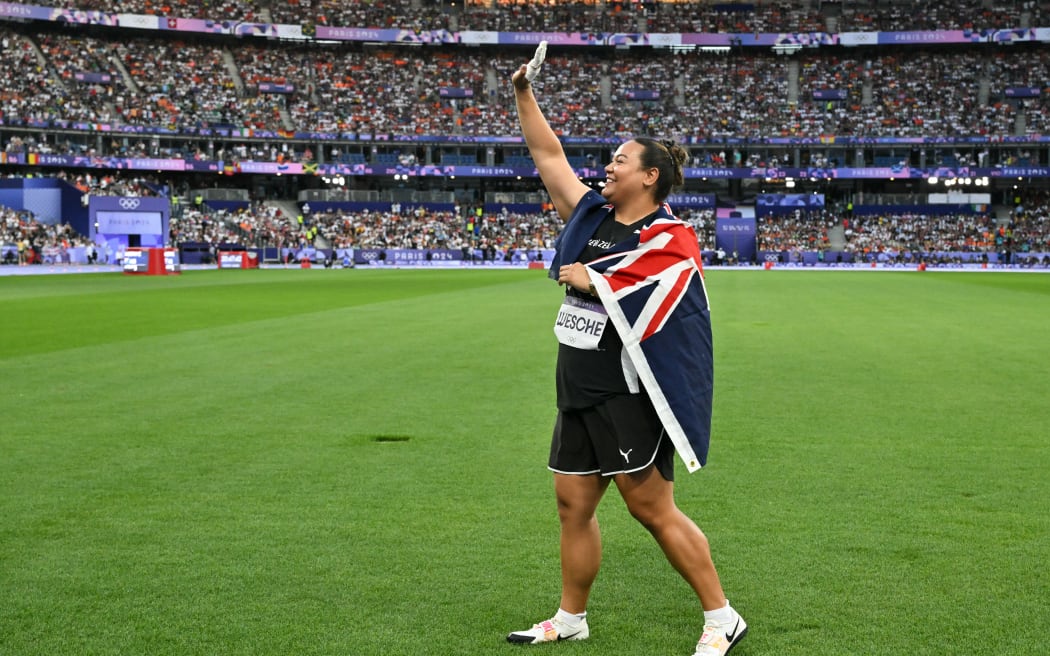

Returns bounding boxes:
[633,137,689,202]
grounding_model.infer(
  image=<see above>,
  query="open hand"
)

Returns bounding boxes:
[513,41,547,91]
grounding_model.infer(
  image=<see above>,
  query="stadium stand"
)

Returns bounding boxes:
[2,1,1050,268]
[7,0,1040,33]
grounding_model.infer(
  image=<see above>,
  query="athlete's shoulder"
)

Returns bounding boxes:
[563,190,611,226]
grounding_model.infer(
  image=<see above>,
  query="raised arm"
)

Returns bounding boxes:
[512,43,591,221]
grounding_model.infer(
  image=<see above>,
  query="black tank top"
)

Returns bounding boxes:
[555,210,653,410]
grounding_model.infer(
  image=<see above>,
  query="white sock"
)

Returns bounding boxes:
[556,608,586,626]
[703,601,734,626]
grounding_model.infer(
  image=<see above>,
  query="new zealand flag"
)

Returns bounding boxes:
[550,191,713,472]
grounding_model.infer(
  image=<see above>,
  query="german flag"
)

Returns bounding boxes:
[278,129,296,139]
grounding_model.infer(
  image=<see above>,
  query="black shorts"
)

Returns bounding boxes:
[549,393,675,482]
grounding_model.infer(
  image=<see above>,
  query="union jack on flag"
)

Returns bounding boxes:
[550,191,713,472]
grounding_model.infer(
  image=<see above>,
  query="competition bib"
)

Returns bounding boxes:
[554,295,608,350]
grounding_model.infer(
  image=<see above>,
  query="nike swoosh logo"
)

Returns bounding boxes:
[558,630,583,641]
[725,618,741,643]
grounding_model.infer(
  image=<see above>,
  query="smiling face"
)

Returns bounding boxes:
[601,140,659,206]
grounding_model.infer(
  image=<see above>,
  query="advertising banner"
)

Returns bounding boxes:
[756,193,826,214]
[1005,87,1041,98]
[626,89,661,101]
[439,87,474,98]
[122,248,149,273]
[715,217,757,263]
[258,83,295,94]
[123,247,179,274]
[666,193,716,208]
[74,72,113,84]
[218,251,259,269]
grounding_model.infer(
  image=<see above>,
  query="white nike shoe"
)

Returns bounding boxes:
[693,610,747,656]
[507,616,589,644]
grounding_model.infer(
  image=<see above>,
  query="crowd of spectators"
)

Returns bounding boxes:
[3,166,168,195]
[67,170,168,196]
[162,198,1050,265]
[5,199,1050,268]
[298,48,494,136]
[114,37,286,130]
[309,204,566,255]
[844,213,1002,255]
[5,24,1050,143]
[757,209,836,252]
[836,1,1044,32]
[1006,189,1050,256]
[168,204,263,247]
[756,203,1050,262]
[5,2,1049,271]
[272,1,457,32]
[34,34,119,123]
[23,0,265,22]
[0,205,93,265]
[165,202,569,258]
[6,0,1044,34]
[0,29,71,126]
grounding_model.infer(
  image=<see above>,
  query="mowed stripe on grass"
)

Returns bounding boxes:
[1,269,1047,655]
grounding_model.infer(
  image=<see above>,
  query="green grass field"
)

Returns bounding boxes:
[1,268,1048,656]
